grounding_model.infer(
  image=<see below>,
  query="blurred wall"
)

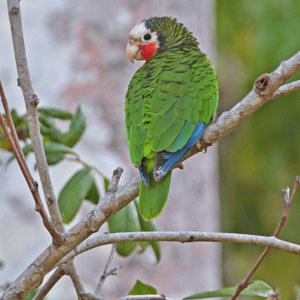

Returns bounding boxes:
[0,1,221,300]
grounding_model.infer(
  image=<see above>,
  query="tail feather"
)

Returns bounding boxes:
[139,170,172,220]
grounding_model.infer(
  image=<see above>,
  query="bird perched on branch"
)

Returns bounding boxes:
[125,17,218,220]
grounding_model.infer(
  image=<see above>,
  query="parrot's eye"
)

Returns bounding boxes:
[143,33,152,41]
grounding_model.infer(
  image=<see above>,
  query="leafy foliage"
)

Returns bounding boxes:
[107,201,141,256]
[58,167,100,223]
[1,105,162,264]
[184,280,273,299]
[128,280,157,295]
[62,105,87,147]
[38,108,73,120]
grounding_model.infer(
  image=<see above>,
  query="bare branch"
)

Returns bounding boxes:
[32,267,65,300]
[272,80,300,99]
[116,295,172,300]
[231,177,300,300]
[0,112,62,243]
[106,168,123,195]
[7,0,64,233]
[94,244,118,296]
[6,1,91,297]
[0,80,34,184]
[57,231,300,267]
[63,261,87,299]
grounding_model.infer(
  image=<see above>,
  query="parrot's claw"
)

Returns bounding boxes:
[178,163,184,169]
[196,140,202,151]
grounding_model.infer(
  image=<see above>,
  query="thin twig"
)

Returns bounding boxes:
[272,80,300,99]
[65,156,106,179]
[63,261,87,298]
[6,0,90,297]
[32,267,65,300]
[0,80,35,184]
[94,244,119,296]
[7,0,64,233]
[58,230,300,267]
[0,113,62,244]
[231,176,300,300]
[63,260,104,300]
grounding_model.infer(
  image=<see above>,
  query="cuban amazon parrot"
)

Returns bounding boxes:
[125,17,218,220]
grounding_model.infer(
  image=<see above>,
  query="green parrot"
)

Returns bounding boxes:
[125,17,218,220]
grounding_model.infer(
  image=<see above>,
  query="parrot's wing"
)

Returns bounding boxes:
[148,51,219,179]
[125,74,147,168]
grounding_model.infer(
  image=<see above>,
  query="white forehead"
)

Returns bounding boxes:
[129,21,148,39]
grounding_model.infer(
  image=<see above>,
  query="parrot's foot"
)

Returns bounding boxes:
[196,140,202,150]
[196,141,207,153]
[178,162,184,169]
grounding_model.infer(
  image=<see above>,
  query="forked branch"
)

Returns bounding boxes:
[0,88,62,244]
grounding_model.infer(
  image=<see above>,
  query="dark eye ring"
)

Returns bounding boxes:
[143,33,152,41]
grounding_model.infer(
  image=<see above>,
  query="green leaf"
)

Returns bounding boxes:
[107,202,141,256]
[6,144,33,166]
[134,200,161,263]
[0,259,3,269]
[39,108,73,120]
[183,280,273,299]
[22,144,33,155]
[85,176,100,204]
[58,167,95,223]
[128,280,157,295]
[6,142,77,166]
[39,123,63,143]
[62,105,87,148]
[45,153,64,165]
[44,141,78,165]
[43,141,77,156]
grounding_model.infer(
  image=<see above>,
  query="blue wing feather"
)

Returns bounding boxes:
[154,122,206,180]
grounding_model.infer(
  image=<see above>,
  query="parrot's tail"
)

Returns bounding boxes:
[139,170,172,220]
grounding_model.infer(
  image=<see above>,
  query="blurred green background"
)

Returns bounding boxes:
[217,0,300,298]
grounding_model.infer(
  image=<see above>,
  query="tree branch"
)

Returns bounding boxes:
[32,267,65,300]
[55,231,300,267]
[7,0,64,233]
[94,244,119,296]
[231,176,300,300]
[0,80,34,184]
[6,1,92,298]
[272,80,300,99]
[0,111,61,243]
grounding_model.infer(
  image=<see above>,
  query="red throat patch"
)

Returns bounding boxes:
[139,41,158,61]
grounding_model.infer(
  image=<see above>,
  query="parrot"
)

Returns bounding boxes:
[125,17,218,220]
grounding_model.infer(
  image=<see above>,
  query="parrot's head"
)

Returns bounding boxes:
[126,16,199,63]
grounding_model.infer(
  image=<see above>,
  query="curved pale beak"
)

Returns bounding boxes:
[126,39,143,63]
